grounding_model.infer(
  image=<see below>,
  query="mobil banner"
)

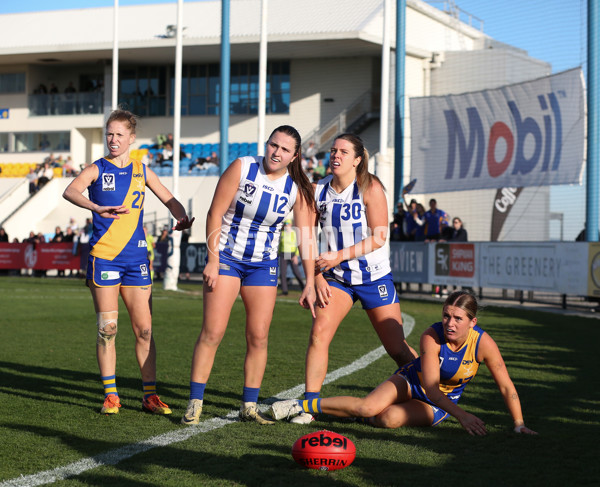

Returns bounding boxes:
[409,68,585,192]
[479,242,587,294]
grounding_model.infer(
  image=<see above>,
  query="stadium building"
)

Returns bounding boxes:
[0,0,554,242]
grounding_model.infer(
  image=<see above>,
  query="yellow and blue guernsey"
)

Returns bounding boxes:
[88,157,148,262]
[396,322,485,425]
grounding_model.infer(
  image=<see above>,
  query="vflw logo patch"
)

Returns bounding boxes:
[102,173,116,191]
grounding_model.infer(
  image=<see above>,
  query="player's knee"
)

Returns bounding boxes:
[375,409,402,429]
[137,327,152,342]
[356,400,384,419]
[97,311,118,347]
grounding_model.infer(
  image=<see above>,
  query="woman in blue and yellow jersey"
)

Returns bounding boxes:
[63,109,193,416]
[270,290,537,436]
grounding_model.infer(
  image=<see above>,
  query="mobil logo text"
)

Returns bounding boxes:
[444,91,563,181]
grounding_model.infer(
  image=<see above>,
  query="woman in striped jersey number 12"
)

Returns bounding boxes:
[290,133,418,424]
[182,125,316,425]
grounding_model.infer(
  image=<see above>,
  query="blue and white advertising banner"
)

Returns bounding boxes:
[389,242,429,283]
[478,242,587,295]
[409,69,585,192]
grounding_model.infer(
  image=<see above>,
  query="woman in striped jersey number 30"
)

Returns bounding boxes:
[290,133,418,424]
[182,125,316,425]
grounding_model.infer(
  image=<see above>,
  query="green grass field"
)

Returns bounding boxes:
[0,276,598,486]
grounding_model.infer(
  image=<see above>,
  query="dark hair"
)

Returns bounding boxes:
[333,133,383,194]
[106,109,138,134]
[444,290,478,320]
[268,125,315,212]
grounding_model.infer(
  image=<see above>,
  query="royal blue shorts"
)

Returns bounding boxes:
[87,254,151,287]
[326,272,399,310]
[218,251,278,286]
[395,366,456,427]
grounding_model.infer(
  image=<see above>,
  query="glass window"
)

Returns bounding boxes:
[119,66,167,117]
[0,133,8,152]
[0,73,25,93]
[170,61,290,116]
[13,132,70,152]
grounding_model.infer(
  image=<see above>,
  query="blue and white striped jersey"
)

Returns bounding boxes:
[220,156,298,262]
[315,175,390,285]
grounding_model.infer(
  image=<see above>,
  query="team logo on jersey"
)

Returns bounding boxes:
[378,284,388,298]
[138,240,148,247]
[240,181,257,205]
[140,264,148,277]
[270,267,277,275]
[318,202,327,214]
[102,173,116,191]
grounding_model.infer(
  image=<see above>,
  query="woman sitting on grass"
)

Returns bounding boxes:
[271,290,537,436]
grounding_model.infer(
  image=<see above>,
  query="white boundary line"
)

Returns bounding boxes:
[1,315,414,487]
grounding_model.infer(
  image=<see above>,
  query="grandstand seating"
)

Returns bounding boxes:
[0,142,260,179]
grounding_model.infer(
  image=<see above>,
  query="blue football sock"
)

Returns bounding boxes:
[242,386,260,403]
[190,381,206,401]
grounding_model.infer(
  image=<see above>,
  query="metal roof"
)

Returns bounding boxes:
[0,0,391,65]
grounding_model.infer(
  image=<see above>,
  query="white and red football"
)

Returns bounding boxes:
[292,430,356,471]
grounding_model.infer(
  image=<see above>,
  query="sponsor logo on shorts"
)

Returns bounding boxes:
[378,284,388,298]
[101,270,120,280]
[138,240,148,247]
[140,264,148,276]
[270,267,277,275]
[219,263,231,270]
[102,173,116,191]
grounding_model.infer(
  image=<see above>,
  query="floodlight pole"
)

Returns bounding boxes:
[164,0,184,291]
[587,0,600,241]
[257,0,268,156]
[111,0,119,111]
[220,0,231,174]
[393,0,406,204]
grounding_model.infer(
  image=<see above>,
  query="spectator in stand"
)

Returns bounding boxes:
[404,199,418,241]
[36,162,54,190]
[51,226,64,242]
[444,217,468,242]
[313,159,326,179]
[26,167,38,194]
[189,151,218,173]
[414,203,426,242]
[303,140,318,166]
[64,82,77,114]
[63,226,76,243]
[154,226,170,280]
[278,219,305,295]
[424,199,448,242]
[156,143,174,166]
[142,152,155,166]
[52,226,66,276]
[144,225,156,281]
[62,156,77,177]
[391,202,407,241]
[67,217,79,234]
[0,227,8,242]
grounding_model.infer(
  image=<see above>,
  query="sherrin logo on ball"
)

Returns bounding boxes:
[292,430,356,471]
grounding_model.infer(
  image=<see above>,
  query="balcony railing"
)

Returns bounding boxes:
[29,92,104,116]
